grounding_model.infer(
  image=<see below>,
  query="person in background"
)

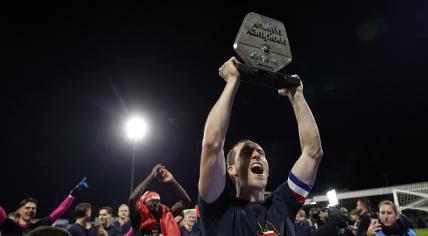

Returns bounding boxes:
[1,177,88,235]
[128,164,191,236]
[295,209,311,236]
[356,198,373,236]
[68,202,94,236]
[179,209,201,236]
[90,207,120,236]
[366,201,416,236]
[113,204,130,235]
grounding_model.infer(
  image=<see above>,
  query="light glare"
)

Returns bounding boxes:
[125,116,148,141]
[327,189,338,206]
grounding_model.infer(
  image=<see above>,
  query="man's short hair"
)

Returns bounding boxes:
[19,197,37,208]
[100,206,113,215]
[357,198,371,210]
[226,139,259,167]
[118,203,128,209]
[227,140,244,167]
[183,209,196,216]
[28,226,71,236]
[74,202,91,218]
[297,209,306,217]
[378,200,399,215]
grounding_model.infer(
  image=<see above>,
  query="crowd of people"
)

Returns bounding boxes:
[1,184,423,236]
[294,199,420,236]
[1,165,202,236]
[1,57,426,236]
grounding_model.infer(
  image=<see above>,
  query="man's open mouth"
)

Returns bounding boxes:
[250,163,264,175]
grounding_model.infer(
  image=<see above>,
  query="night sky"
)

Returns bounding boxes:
[1,2,427,218]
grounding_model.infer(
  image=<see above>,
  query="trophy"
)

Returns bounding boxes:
[233,12,300,89]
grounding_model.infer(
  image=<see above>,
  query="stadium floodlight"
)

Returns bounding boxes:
[327,189,339,206]
[124,115,149,195]
[125,116,149,141]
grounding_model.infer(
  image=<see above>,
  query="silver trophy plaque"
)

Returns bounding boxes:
[233,12,299,88]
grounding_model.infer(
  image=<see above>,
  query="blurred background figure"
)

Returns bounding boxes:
[179,209,201,236]
[308,207,321,232]
[28,226,72,236]
[348,209,360,235]
[90,207,120,236]
[311,207,349,236]
[68,202,93,236]
[113,204,130,235]
[356,198,373,236]
[295,209,310,236]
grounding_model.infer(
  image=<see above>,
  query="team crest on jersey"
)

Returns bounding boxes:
[257,221,279,236]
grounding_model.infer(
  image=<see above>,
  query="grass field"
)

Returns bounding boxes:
[416,228,428,236]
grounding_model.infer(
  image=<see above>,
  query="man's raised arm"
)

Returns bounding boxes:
[199,57,240,204]
[280,75,323,190]
[158,168,191,216]
[128,164,163,228]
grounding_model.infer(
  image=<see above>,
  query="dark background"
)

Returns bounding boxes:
[1,2,427,218]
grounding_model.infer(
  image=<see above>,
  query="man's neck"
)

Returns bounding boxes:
[19,218,31,225]
[184,223,192,231]
[236,186,265,202]
[118,217,128,225]
[75,218,87,226]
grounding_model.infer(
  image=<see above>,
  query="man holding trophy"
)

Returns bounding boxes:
[198,13,323,236]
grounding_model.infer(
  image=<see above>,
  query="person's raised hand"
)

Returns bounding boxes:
[278,75,303,98]
[151,164,165,178]
[159,167,174,183]
[218,57,240,82]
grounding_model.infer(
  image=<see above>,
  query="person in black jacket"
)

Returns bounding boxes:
[295,209,311,236]
[356,198,373,236]
[311,207,349,236]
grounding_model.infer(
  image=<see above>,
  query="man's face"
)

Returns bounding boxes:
[86,209,92,221]
[99,209,111,226]
[356,201,366,214]
[184,212,196,227]
[232,141,269,191]
[20,202,37,221]
[379,204,398,227]
[118,205,129,219]
[145,199,160,212]
[351,213,358,222]
[295,213,304,224]
[319,211,327,222]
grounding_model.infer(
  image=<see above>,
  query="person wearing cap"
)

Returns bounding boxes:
[128,164,191,236]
